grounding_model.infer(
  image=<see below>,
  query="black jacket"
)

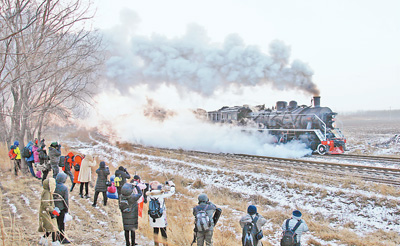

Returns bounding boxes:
[95,163,110,192]
[120,183,142,230]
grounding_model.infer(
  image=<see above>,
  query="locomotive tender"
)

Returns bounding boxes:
[207,96,346,155]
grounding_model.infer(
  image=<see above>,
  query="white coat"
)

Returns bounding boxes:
[146,186,175,228]
[77,156,96,182]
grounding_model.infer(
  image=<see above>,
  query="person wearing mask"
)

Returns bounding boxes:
[13,141,22,176]
[92,161,110,207]
[53,172,70,244]
[147,181,175,246]
[281,210,309,246]
[120,183,142,246]
[192,193,217,246]
[48,142,61,179]
[38,178,61,246]
[239,205,267,246]
[77,154,96,198]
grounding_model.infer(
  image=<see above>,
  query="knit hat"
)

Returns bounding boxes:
[50,142,58,147]
[133,175,140,180]
[14,141,19,146]
[247,205,257,215]
[118,166,125,171]
[198,193,208,203]
[100,161,106,168]
[292,210,302,219]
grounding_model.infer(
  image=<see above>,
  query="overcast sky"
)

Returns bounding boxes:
[92,0,400,113]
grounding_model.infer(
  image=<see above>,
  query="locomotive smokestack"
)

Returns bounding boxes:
[313,96,321,107]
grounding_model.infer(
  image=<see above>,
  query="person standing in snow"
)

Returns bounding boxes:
[48,142,61,179]
[239,205,267,246]
[147,180,175,246]
[114,166,131,198]
[281,210,309,246]
[32,139,41,178]
[77,154,96,198]
[192,193,217,246]
[53,172,70,244]
[120,182,142,246]
[38,178,61,246]
[62,152,75,186]
[13,141,22,176]
[92,161,110,207]
[25,141,37,178]
[130,175,148,218]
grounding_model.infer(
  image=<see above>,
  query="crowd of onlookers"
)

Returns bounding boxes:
[8,139,308,246]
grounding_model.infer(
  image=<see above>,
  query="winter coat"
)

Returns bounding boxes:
[54,172,69,212]
[62,152,74,172]
[95,162,110,192]
[38,178,58,233]
[120,183,142,230]
[281,218,309,244]
[193,201,217,230]
[146,186,176,228]
[240,213,267,246]
[14,147,21,160]
[72,155,83,184]
[32,145,40,163]
[77,156,96,182]
[114,168,131,189]
[25,141,34,162]
[48,146,61,168]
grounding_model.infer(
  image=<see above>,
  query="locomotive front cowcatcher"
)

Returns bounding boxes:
[207,96,346,155]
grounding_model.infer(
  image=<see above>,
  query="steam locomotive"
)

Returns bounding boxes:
[207,96,346,155]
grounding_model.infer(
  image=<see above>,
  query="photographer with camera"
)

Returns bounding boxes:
[147,180,175,246]
[92,161,110,207]
[114,166,131,199]
[77,154,96,198]
[49,142,61,179]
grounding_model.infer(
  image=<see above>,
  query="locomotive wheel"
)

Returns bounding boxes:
[317,144,327,155]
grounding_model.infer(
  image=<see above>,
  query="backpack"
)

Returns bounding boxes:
[74,163,80,171]
[280,219,302,246]
[195,205,211,232]
[8,148,17,160]
[21,146,32,158]
[114,176,122,188]
[242,215,259,246]
[119,196,132,213]
[59,156,66,167]
[148,198,164,222]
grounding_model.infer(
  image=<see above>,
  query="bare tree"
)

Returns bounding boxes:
[0,0,103,170]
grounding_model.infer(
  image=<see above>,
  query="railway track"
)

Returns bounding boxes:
[88,134,400,186]
[318,153,400,167]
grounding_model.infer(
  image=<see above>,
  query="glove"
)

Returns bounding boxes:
[52,207,60,217]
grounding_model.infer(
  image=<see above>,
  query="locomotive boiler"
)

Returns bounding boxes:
[207,96,346,155]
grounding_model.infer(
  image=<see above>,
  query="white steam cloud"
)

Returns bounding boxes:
[105,24,319,96]
[84,90,312,158]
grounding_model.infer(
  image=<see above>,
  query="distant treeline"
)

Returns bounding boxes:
[339,109,400,120]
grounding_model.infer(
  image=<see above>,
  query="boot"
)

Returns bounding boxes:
[61,238,71,244]
[51,241,62,246]
[79,193,83,198]
[38,236,48,245]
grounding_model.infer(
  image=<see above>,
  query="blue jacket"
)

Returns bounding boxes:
[25,141,34,162]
